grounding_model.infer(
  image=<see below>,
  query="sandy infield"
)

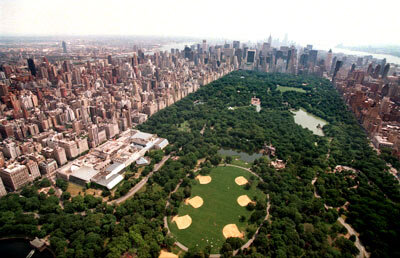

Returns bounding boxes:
[185,196,204,208]
[235,176,248,185]
[159,250,178,258]
[172,215,192,229]
[237,195,253,206]
[222,224,244,238]
[196,175,212,184]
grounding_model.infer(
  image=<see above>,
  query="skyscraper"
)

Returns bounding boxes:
[62,41,67,53]
[233,41,240,49]
[202,40,207,53]
[325,49,333,72]
[246,50,256,63]
[333,60,343,80]
[27,58,36,76]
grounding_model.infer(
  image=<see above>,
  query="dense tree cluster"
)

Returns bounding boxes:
[0,71,398,257]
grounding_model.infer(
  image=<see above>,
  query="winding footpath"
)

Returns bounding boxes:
[164,163,270,256]
[108,155,170,205]
[312,177,370,258]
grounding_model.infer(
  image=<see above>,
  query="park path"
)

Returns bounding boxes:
[221,164,265,183]
[232,194,270,256]
[311,176,369,258]
[338,217,370,258]
[108,155,170,205]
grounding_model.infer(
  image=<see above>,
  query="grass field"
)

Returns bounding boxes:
[178,121,191,132]
[168,166,265,253]
[67,183,103,198]
[230,157,252,168]
[277,85,307,93]
[67,183,85,197]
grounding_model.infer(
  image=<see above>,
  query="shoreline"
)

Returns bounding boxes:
[0,236,56,258]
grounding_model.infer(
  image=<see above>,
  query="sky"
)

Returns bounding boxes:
[0,0,399,47]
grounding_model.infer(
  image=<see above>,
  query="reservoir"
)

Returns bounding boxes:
[292,108,327,136]
[0,239,54,258]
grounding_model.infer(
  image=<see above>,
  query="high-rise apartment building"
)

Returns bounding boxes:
[0,163,31,191]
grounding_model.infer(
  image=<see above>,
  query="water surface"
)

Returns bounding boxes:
[0,239,54,258]
[218,149,262,162]
[292,108,327,136]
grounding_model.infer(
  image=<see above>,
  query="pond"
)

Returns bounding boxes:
[218,148,262,163]
[291,108,328,136]
[0,239,54,258]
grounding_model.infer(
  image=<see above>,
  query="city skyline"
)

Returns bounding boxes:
[1,0,400,47]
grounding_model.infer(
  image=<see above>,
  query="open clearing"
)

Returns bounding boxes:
[168,166,265,253]
[276,85,307,93]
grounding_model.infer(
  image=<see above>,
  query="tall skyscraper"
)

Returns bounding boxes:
[246,50,256,63]
[382,64,390,79]
[233,41,240,49]
[62,41,67,53]
[333,60,343,80]
[308,50,318,68]
[268,34,272,46]
[325,49,333,72]
[202,40,207,53]
[27,58,36,76]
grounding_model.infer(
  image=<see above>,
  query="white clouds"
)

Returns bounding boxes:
[0,0,399,46]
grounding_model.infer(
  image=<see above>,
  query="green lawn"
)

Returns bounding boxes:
[231,157,252,168]
[178,121,191,132]
[168,166,266,253]
[276,85,307,93]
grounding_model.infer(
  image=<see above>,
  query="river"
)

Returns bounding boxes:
[315,44,400,65]
[145,41,196,55]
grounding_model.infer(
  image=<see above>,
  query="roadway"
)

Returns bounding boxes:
[109,154,170,205]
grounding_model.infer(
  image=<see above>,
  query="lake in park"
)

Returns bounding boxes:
[292,108,328,136]
[0,239,54,258]
[218,149,262,162]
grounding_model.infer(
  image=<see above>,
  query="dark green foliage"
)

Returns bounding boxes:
[56,179,69,192]
[0,71,398,257]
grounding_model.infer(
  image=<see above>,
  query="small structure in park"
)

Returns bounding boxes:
[251,97,261,112]
[262,142,276,157]
[30,237,46,252]
[251,97,261,106]
[271,159,286,169]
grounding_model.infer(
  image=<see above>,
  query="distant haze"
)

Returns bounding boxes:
[0,0,399,47]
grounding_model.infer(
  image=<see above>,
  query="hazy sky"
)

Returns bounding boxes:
[1,0,399,47]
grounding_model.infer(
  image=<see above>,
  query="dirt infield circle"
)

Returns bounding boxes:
[172,215,192,229]
[185,196,204,208]
[237,195,253,206]
[222,224,244,238]
[159,250,178,258]
[196,175,212,184]
[235,176,248,185]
